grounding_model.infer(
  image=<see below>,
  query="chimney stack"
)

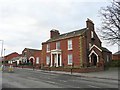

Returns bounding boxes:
[50,29,60,38]
[86,18,94,30]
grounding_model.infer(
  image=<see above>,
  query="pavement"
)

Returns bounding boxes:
[17,67,119,81]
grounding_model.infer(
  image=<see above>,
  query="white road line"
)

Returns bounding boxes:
[88,85,101,88]
[45,81,56,84]
[59,80,67,82]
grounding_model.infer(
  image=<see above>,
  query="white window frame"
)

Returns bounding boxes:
[56,42,60,50]
[91,31,94,38]
[46,56,50,65]
[36,57,39,64]
[46,44,50,52]
[68,54,73,65]
[89,43,91,50]
[68,39,72,50]
[8,61,11,64]
[107,55,109,62]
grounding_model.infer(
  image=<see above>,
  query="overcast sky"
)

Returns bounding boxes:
[0,0,118,56]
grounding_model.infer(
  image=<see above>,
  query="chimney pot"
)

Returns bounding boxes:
[86,18,94,30]
[50,29,60,38]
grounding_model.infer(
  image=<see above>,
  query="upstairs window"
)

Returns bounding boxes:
[107,55,109,62]
[68,39,72,50]
[46,44,50,52]
[56,42,60,49]
[91,31,94,38]
[89,43,91,50]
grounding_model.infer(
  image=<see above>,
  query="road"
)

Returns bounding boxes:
[2,67,119,89]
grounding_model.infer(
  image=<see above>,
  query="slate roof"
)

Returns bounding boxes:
[43,28,87,43]
[4,52,20,61]
[25,48,41,52]
[114,51,120,55]
[101,47,111,53]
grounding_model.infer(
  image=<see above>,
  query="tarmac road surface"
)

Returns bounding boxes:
[2,67,119,89]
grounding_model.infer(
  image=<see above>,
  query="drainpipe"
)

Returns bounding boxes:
[85,32,88,67]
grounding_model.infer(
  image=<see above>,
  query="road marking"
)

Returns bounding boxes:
[88,85,100,88]
[59,80,67,82]
[45,81,56,84]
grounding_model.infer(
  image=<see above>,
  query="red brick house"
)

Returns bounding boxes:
[22,48,42,67]
[3,52,20,66]
[42,19,112,70]
[112,51,120,60]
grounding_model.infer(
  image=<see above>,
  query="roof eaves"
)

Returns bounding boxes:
[44,28,87,43]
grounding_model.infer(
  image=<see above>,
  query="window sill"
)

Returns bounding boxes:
[68,63,72,65]
[68,49,73,51]
[46,51,50,53]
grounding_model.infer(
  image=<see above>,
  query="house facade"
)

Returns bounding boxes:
[42,19,112,69]
[3,52,20,66]
[21,48,42,67]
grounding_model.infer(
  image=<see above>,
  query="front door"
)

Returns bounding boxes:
[93,55,97,66]
[54,55,57,66]
[91,53,97,66]
[58,54,60,66]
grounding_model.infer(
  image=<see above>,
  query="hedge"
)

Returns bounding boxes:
[109,60,120,67]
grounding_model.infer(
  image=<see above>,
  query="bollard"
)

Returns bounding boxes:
[48,63,51,71]
[71,68,72,74]
[33,66,35,70]
[71,63,74,74]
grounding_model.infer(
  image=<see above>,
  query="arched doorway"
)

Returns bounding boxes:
[89,50,99,66]
[29,57,35,66]
[91,53,97,66]
[30,58,33,65]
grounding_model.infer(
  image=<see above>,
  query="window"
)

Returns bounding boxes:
[56,42,60,49]
[46,56,50,65]
[68,54,73,65]
[8,61,11,64]
[36,57,39,64]
[107,55,109,62]
[68,39,72,50]
[91,31,94,38]
[89,43,91,50]
[46,44,50,52]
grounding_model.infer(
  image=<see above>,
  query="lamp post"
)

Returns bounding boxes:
[0,40,4,57]
[0,40,4,71]
[4,48,5,57]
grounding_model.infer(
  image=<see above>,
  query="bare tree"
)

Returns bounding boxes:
[99,0,120,46]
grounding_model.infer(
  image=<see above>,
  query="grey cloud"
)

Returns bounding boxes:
[0,0,112,55]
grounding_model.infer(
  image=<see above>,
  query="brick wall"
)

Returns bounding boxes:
[112,54,120,60]
[42,36,81,67]
[41,67,104,73]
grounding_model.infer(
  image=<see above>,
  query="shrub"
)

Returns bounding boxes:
[109,60,120,67]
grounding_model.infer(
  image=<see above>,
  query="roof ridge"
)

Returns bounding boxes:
[5,52,19,57]
[114,51,120,54]
[59,28,87,36]
[25,48,41,51]
[44,28,87,43]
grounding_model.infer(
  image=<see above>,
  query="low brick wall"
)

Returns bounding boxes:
[17,65,104,73]
[42,67,104,73]
[18,65,33,68]
[18,65,41,69]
